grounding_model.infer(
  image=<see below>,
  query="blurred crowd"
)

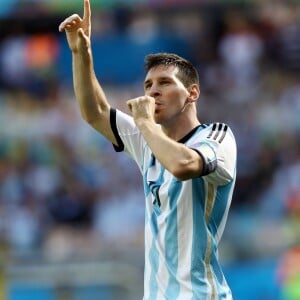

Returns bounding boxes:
[0,1,300,297]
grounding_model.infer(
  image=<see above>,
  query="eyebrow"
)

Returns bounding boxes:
[144,79,151,86]
[144,76,173,86]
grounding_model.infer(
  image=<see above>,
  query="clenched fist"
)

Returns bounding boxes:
[127,96,156,125]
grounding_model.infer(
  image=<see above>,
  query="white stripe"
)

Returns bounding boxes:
[144,196,153,300]
[177,184,194,298]
[155,180,169,297]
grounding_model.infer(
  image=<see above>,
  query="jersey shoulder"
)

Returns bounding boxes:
[201,122,234,144]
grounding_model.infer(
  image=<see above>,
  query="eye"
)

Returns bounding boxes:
[160,80,170,86]
[144,82,152,90]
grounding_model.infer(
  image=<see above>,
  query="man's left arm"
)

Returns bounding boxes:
[127,96,204,181]
[136,119,204,180]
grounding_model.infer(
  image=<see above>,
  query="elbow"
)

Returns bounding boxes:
[169,151,203,181]
[79,110,95,125]
[82,114,102,131]
[81,112,96,125]
[80,104,109,126]
[173,171,190,181]
[170,161,199,181]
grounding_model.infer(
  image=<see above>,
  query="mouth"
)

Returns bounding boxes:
[154,103,162,114]
[155,102,163,110]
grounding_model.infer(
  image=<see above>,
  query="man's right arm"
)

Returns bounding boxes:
[59,0,117,145]
[72,46,117,144]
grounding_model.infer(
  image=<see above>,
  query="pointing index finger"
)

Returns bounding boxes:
[83,0,91,24]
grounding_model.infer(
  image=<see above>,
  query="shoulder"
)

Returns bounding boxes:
[201,122,235,144]
[200,123,237,184]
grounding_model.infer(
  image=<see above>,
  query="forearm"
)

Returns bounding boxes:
[138,120,203,180]
[72,48,109,123]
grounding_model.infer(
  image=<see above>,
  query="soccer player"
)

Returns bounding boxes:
[59,0,237,299]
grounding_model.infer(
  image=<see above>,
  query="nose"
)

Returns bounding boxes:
[147,86,161,98]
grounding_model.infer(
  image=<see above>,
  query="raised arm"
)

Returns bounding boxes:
[58,0,117,144]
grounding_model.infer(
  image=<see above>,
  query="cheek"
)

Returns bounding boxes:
[166,89,187,107]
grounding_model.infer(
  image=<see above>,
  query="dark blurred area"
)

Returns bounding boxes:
[0,0,300,299]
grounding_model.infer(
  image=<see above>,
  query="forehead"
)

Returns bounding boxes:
[145,64,179,81]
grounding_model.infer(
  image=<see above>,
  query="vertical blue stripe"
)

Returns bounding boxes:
[148,212,159,300]
[143,170,151,198]
[164,179,182,299]
[210,251,228,298]
[208,181,234,238]
[209,180,235,288]
[191,178,208,299]
[145,156,165,300]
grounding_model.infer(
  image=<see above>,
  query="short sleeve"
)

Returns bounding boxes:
[110,108,146,169]
[192,123,237,186]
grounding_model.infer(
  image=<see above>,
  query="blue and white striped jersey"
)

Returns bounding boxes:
[111,109,237,300]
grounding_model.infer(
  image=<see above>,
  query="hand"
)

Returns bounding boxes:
[127,96,156,125]
[58,0,91,53]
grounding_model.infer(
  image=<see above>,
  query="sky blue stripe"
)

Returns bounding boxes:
[148,212,159,300]
[146,158,165,300]
[143,167,151,198]
[208,181,234,238]
[143,158,155,299]
[210,251,228,298]
[191,178,208,299]
[209,181,235,288]
[164,179,182,299]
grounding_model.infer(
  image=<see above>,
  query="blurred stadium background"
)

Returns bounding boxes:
[0,0,299,299]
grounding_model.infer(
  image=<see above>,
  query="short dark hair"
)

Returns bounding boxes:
[144,53,199,88]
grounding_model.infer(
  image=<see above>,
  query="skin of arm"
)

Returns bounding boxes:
[59,0,117,144]
[127,96,204,181]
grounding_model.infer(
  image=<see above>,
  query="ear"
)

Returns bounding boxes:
[187,84,200,103]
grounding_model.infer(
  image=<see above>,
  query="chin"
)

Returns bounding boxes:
[154,112,163,123]
[154,118,161,124]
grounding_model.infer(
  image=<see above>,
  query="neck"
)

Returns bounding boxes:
[162,113,200,141]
